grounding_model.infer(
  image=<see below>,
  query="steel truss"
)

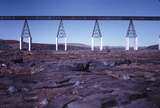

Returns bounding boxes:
[56,20,67,51]
[20,20,32,51]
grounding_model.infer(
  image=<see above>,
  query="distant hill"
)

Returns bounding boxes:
[0,39,19,50]
[0,39,159,51]
[0,39,91,50]
[146,44,158,50]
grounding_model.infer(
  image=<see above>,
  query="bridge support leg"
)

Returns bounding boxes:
[28,37,32,51]
[20,37,23,50]
[125,20,138,51]
[100,37,103,51]
[56,20,67,51]
[20,20,32,51]
[56,37,58,51]
[91,37,94,51]
[125,37,129,50]
[65,37,67,51]
[134,37,138,50]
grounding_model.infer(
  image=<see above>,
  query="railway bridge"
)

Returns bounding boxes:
[0,16,160,51]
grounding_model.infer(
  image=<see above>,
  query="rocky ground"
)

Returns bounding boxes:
[0,41,160,108]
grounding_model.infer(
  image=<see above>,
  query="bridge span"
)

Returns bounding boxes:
[0,16,160,20]
[0,16,160,51]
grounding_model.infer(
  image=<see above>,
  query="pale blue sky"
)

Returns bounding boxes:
[0,0,160,46]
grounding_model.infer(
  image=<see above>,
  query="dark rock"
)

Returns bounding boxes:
[55,78,70,84]
[129,92,147,101]
[123,99,158,108]
[88,61,108,71]
[74,62,90,72]
[12,58,23,64]
[102,99,118,108]
[114,59,132,66]
[30,63,36,67]
[87,59,131,72]
[0,83,7,90]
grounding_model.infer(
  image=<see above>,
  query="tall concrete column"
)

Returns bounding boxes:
[91,37,94,51]
[65,37,67,51]
[28,37,32,51]
[134,37,138,50]
[56,37,58,51]
[125,37,129,50]
[100,37,103,51]
[20,37,23,50]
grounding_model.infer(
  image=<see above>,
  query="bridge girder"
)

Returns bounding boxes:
[0,16,160,20]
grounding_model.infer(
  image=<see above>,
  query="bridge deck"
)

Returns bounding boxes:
[0,16,160,20]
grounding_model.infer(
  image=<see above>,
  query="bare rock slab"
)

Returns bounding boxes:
[67,100,101,108]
